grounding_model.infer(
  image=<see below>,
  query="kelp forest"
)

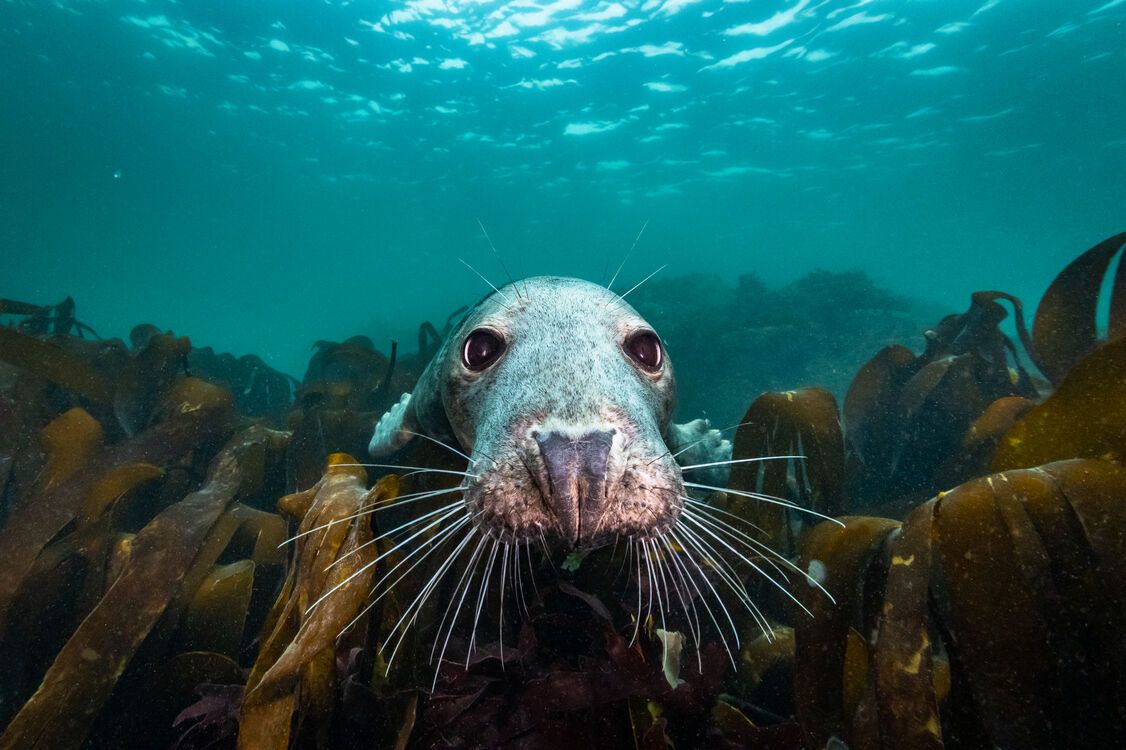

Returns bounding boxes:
[0,232,1124,749]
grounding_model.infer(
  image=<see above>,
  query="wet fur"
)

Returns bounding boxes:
[370,276,731,548]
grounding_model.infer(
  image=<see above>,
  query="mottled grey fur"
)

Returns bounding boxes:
[370,276,731,549]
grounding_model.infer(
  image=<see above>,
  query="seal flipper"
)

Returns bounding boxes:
[368,392,418,456]
[368,340,459,457]
[666,418,733,489]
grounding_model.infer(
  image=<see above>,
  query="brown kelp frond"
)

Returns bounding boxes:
[724,387,845,555]
[792,459,1126,750]
[841,288,1042,512]
[238,458,395,749]
[1031,231,1126,384]
[994,336,1126,471]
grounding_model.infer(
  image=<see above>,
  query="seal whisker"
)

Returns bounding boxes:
[667,528,741,663]
[512,541,528,619]
[680,496,768,536]
[681,509,796,593]
[466,537,501,665]
[458,258,516,307]
[615,533,634,588]
[398,428,479,463]
[334,463,480,479]
[680,510,813,618]
[279,486,463,547]
[524,540,540,602]
[647,419,756,466]
[675,523,773,639]
[642,540,657,649]
[647,539,671,666]
[369,511,480,605]
[677,454,806,471]
[340,514,471,641]
[384,524,481,673]
[681,499,836,604]
[326,501,466,571]
[306,506,466,616]
[675,522,767,629]
[499,540,509,667]
[683,481,846,527]
[606,264,668,313]
[606,218,650,294]
[658,533,707,672]
[630,538,644,647]
[653,534,698,650]
[475,218,525,303]
[431,534,489,685]
[680,504,787,575]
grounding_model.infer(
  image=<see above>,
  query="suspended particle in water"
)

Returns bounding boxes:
[113,169,122,180]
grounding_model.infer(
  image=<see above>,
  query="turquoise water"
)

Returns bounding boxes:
[2,0,1124,379]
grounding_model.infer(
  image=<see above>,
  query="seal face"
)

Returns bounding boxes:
[370,276,708,550]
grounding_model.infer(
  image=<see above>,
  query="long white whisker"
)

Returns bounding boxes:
[499,541,509,667]
[630,538,643,646]
[681,509,813,618]
[280,485,463,547]
[648,419,757,467]
[677,522,771,635]
[678,455,806,471]
[682,499,836,604]
[609,264,667,312]
[334,463,480,479]
[646,540,669,666]
[340,514,470,639]
[676,522,773,638]
[524,540,540,601]
[431,535,489,688]
[398,429,476,463]
[328,502,466,570]
[683,481,845,527]
[384,524,481,673]
[475,218,524,302]
[466,537,500,665]
[667,528,741,664]
[306,506,464,613]
[658,533,705,671]
[606,218,649,292]
[682,507,795,587]
[459,257,515,306]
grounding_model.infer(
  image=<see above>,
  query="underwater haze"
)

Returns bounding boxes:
[2,0,1124,381]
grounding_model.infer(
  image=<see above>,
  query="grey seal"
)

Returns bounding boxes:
[369,276,731,550]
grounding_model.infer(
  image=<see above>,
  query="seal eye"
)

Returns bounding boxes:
[625,330,663,371]
[462,329,505,371]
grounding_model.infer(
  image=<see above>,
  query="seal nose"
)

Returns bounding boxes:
[534,429,615,546]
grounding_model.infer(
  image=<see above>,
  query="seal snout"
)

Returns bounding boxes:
[533,428,615,546]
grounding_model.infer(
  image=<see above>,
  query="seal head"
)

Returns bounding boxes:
[371,276,697,550]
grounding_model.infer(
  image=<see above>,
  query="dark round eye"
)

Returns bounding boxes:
[625,330,663,371]
[462,329,505,371]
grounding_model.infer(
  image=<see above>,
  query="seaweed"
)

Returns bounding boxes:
[0,232,1124,749]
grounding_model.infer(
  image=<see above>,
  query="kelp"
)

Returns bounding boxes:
[0,232,1125,748]
[239,459,396,750]
[727,387,844,554]
[0,427,285,749]
[993,336,1126,470]
[791,459,1126,750]
[1030,231,1126,384]
[0,296,98,338]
